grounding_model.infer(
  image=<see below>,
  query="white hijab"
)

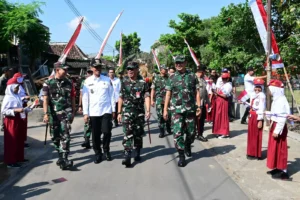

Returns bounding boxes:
[1,84,23,114]
[269,85,284,100]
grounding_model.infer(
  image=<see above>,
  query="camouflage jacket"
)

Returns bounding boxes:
[43,77,74,115]
[151,74,168,105]
[119,75,150,113]
[166,70,199,113]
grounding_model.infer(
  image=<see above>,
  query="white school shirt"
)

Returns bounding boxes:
[110,77,121,104]
[250,92,266,120]
[82,75,115,117]
[217,82,232,97]
[206,82,216,95]
[270,95,290,135]
[244,74,255,94]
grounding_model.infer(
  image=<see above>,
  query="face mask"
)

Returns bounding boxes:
[17,77,23,83]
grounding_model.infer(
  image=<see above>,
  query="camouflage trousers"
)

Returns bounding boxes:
[49,112,72,154]
[156,103,171,131]
[83,119,92,139]
[172,112,196,151]
[122,111,145,151]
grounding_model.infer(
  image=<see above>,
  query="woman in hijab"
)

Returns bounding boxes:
[246,78,266,160]
[266,79,290,180]
[1,84,27,168]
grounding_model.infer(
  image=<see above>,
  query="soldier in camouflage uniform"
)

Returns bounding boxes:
[43,62,76,170]
[78,69,93,149]
[117,61,151,167]
[150,64,171,138]
[164,55,201,167]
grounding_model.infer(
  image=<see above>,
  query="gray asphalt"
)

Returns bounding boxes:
[2,109,248,200]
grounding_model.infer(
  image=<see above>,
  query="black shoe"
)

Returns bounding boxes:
[272,171,290,180]
[184,147,192,158]
[159,128,165,138]
[122,151,131,167]
[105,152,112,161]
[56,153,63,166]
[81,138,91,149]
[94,154,103,164]
[230,118,234,122]
[24,143,30,149]
[197,135,208,142]
[246,155,256,160]
[166,126,172,135]
[7,163,21,168]
[267,169,281,175]
[18,159,29,164]
[241,120,247,125]
[59,154,73,170]
[0,127,3,132]
[134,148,141,162]
[178,151,186,167]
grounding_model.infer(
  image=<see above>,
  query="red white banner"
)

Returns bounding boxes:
[117,32,123,67]
[58,17,84,63]
[184,38,200,66]
[237,90,250,102]
[249,0,284,69]
[95,10,124,59]
[168,48,176,60]
[152,49,161,71]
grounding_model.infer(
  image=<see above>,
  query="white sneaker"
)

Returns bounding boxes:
[218,135,229,139]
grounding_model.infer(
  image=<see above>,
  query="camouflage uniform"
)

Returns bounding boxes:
[43,77,74,157]
[165,70,199,151]
[120,75,150,151]
[151,74,171,134]
[80,79,92,140]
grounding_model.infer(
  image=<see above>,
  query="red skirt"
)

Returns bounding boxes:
[4,114,25,164]
[206,94,215,122]
[247,111,263,158]
[212,96,229,136]
[267,122,288,170]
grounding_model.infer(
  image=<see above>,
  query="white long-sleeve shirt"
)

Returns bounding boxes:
[217,82,232,97]
[110,77,121,104]
[82,75,115,117]
[250,92,266,120]
[270,95,290,135]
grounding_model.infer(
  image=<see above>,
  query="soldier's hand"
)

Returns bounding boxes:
[145,111,151,120]
[151,101,155,107]
[117,114,122,123]
[196,108,202,116]
[43,114,49,123]
[163,110,168,121]
[78,107,82,114]
[84,115,89,124]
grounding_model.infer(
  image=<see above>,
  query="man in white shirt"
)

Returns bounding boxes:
[108,68,121,127]
[82,58,116,164]
[241,67,266,124]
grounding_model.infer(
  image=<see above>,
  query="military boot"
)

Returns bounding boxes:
[59,153,73,170]
[122,151,131,167]
[105,152,112,161]
[56,153,63,166]
[134,148,141,162]
[185,145,192,157]
[81,138,91,149]
[159,128,165,138]
[166,124,172,135]
[178,150,186,167]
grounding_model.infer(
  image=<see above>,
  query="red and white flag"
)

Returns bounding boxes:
[95,10,124,59]
[249,0,284,69]
[117,32,123,67]
[168,48,176,60]
[237,90,250,102]
[184,38,200,66]
[58,17,84,63]
[151,49,160,71]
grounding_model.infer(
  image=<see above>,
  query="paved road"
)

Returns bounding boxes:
[2,110,248,200]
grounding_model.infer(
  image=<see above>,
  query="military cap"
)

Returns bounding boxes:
[2,67,13,72]
[174,55,186,63]
[54,62,69,70]
[127,61,139,69]
[90,58,104,68]
[160,64,168,70]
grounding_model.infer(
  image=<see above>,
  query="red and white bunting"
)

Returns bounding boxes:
[249,0,284,69]
[237,90,250,102]
[151,49,161,71]
[184,38,200,66]
[95,10,124,59]
[58,17,84,63]
[117,32,123,67]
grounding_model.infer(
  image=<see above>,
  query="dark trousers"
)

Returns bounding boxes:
[90,114,112,155]
[242,99,250,122]
[114,103,118,124]
[228,95,235,119]
[197,105,207,136]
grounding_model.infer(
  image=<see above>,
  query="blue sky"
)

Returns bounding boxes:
[15,0,244,55]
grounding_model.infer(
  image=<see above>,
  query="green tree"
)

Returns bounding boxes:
[115,32,141,61]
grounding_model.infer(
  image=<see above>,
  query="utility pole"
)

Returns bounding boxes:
[266,0,272,111]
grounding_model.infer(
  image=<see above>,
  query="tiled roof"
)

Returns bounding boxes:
[46,42,88,60]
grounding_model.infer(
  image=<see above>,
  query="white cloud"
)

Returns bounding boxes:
[67,16,100,30]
